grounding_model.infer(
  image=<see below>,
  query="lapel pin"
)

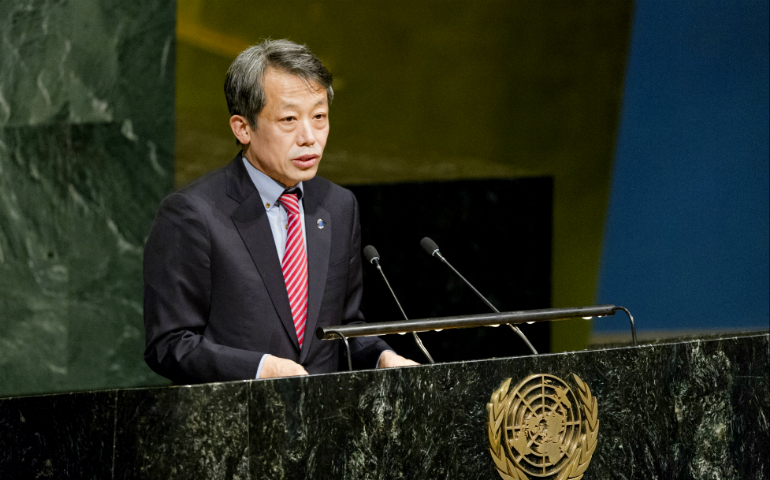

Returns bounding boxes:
[317,219,325,229]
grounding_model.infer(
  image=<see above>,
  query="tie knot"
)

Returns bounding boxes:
[280,192,300,215]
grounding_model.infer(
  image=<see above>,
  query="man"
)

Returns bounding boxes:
[143,39,416,382]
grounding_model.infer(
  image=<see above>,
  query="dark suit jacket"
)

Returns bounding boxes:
[143,155,390,383]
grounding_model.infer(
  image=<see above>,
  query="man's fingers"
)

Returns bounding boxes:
[260,356,310,379]
[288,364,310,376]
[378,351,420,368]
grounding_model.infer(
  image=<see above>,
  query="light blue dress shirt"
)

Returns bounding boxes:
[242,156,308,261]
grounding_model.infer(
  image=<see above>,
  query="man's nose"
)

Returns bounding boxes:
[296,119,316,146]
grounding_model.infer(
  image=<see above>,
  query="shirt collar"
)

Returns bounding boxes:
[242,155,304,211]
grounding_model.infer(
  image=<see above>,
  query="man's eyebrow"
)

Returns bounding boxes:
[278,99,328,109]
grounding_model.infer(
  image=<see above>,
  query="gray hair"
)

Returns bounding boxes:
[224,39,334,129]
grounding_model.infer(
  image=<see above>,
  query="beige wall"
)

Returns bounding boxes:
[175,1,633,352]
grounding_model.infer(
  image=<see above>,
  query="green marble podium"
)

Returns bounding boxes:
[0,332,767,479]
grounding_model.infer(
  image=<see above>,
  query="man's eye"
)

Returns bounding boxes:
[282,117,295,122]
[314,114,326,119]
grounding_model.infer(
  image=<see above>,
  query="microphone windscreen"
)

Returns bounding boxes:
[420,237,440,256]
[363,245,380,263]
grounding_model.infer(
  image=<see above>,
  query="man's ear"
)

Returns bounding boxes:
[229,115,252,145]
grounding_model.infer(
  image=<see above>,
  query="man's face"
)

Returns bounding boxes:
[242,67,329,187]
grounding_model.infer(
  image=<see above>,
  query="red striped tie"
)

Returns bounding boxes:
[280,192,308,347]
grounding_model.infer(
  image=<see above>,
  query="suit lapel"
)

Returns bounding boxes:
[227,157,299,351]
[299,182,331,362]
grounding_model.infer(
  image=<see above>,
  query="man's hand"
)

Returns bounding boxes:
[378,350,420,369]
[259,355,309,379]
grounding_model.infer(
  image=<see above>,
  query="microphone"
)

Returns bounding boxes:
[363,245,435,363]
[419,237,538,355]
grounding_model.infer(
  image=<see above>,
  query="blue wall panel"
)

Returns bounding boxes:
[597,1,769,332]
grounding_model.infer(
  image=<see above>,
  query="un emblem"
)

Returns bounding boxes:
[487,374,599,480]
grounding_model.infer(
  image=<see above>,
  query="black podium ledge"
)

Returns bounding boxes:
[0,333,767,479]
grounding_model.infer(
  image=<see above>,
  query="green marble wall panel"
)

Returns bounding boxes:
[0,0,175,397]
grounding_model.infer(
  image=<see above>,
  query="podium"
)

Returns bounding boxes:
[1,333,767,479]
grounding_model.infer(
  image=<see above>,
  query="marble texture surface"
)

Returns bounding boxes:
[248,333,769,479]
[0,0,175,397]
[0,333,766,479]
[114,383,249,480]
[0,390,116,479]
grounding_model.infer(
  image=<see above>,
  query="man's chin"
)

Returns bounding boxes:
[294,165,320,183]
[283,167,319,186]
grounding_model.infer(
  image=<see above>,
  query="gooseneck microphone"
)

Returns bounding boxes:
[363,245,435,363]
[419,237,538,355]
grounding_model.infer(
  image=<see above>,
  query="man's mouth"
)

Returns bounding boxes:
[292,154,319,168]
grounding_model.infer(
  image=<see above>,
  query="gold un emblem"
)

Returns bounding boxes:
[487,374,598,480]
